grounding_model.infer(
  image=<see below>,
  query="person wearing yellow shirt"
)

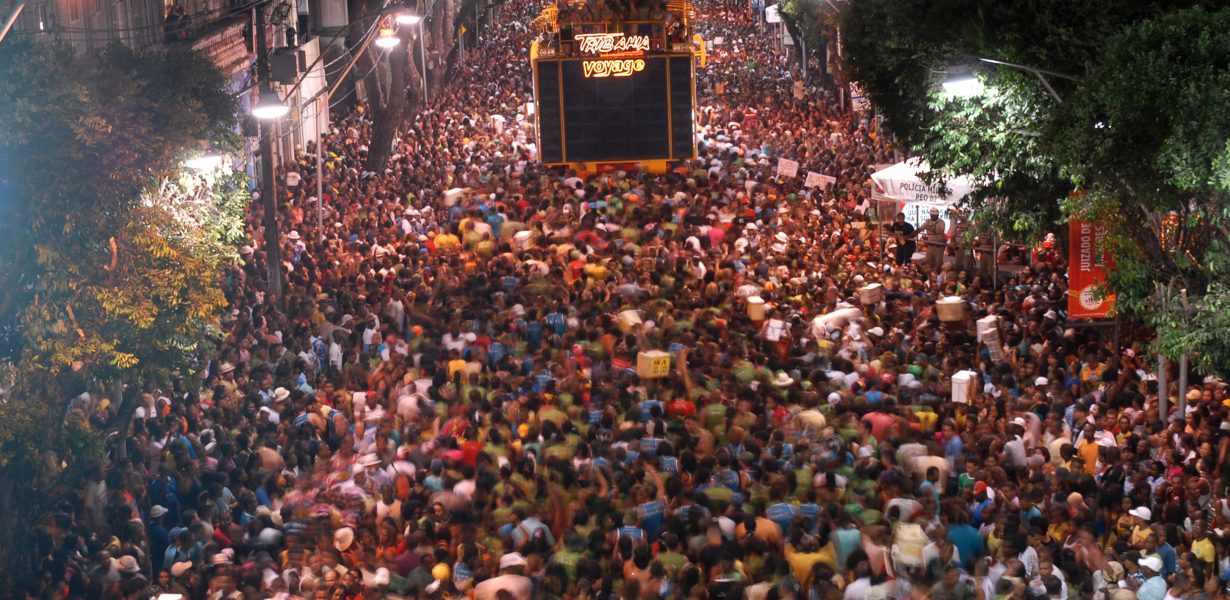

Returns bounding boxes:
[434,230,461,252]
[446,350,466,381]
[1128,506,1155,548]
[784,534,832,585]
[1191,521,1217,572]
[1076,439,1100,476]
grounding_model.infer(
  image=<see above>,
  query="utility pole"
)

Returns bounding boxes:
[255,5,284,300]
[1178,288,1190,416]
[1157,283,1168,418]
[0,2,25,46]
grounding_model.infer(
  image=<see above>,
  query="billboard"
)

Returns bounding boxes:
[534,52,696,164]
[1067,219,1116,319]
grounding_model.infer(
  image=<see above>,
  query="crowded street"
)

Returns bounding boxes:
[23,0,1230,599]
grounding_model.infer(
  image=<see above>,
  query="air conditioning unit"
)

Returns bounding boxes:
[271,48,306,84]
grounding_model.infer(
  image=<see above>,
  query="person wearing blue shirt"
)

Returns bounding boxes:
[614,511,646,546]
[1145,529,1178,577]
[947,516,984,570]
[486,211,505,233]
[1135,556,1168,600]
[545,309,566,336]
[942,420,965,472]
[919,466,941,508]
[636,466,669,540]
[524,312,543,349]
[766,486,796,535]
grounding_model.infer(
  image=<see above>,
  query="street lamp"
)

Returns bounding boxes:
[396,13,429,106]
[310,13,410,232]
[251,3,286,300]
[943,57,1077,103]
[374,26,401,48]
[183,152,224,171]
[252,90,290,120]
[941,65,984,98]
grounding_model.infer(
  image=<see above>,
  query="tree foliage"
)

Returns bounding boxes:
[0,39,240,580]
[837,1,1230,378]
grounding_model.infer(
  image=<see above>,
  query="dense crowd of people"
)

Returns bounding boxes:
[27,0,1230,599]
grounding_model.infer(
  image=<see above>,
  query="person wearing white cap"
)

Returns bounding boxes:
[1003,418,1028,470]
[1128,507,1154,547]
[1134,555,1167,600]
[472,552,533,600]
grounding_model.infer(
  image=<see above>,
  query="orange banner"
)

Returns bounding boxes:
[1067,220,1116,319]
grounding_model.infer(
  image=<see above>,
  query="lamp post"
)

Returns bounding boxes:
[313,13,406,233]
[253,3,287,300]
[0,1,25,46]
[941,58,1077,103]
[396,13,428,106]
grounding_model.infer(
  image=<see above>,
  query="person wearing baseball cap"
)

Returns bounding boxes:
[1135,555,1167,600]
[472,553,533,600]
[1128,507,1154,547]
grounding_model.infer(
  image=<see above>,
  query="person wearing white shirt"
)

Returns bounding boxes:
[328,337,343,371]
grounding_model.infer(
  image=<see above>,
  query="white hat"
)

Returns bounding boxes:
[287,230,302,241]
[171,561,193,577]
[334,527,355,551]
[1034,377,1049,387]
[499,552,527,570]
[273,387,291,403]
[772,372,795,387]
[1129,507,1153,521]
[1138,555,1163,573]
[374,567,391,586]
[359,453,382,467]
[1043,310,1058,320]
[774,232,789,243]
[116,555,140,575]
[150,505,168,519]
[827,392,842,405]
[868,327,884,338]
[1011,417,1027,428]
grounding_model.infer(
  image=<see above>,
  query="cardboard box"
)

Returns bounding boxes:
[636,350,671,378]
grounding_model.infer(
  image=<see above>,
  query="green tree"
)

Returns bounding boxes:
[838,0,1230,379]
[1049,6,1230,377]
[0,39,240,581]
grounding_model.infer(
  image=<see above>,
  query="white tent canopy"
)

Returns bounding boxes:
[870,158,974,207]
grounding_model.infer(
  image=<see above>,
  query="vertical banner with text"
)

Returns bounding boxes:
[1067,219,1116,319]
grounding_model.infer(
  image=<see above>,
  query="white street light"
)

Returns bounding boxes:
[941,64,984,98]
[374,27,401,48]
[396,12,421,24]
[942,75,984,98]
[183,153,224,171]
[251,90,289,120]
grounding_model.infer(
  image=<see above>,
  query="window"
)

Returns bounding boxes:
[66,0,80,21]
